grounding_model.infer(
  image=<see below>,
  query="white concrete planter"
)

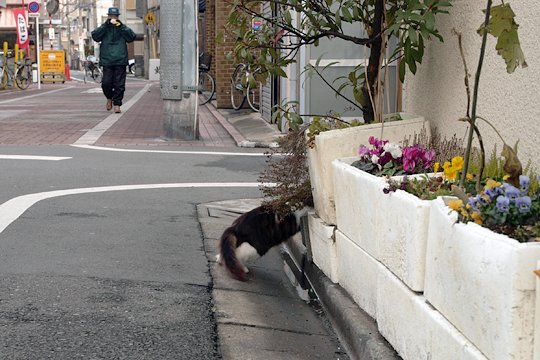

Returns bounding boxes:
[308,212,339,283]
[308,114,429,225]
[377,265,488,360]
[333,158,432,291]
[425,197,540,360]
[336,230,382,319]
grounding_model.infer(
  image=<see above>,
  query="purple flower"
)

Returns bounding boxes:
[484,187,498,200]
[519,175,530,195]
[358,145,370,158]
[468,196,479,210]
[496,196,510,213]
[503,183,521,202]
[422,149,436,168]
[515,196,532,214]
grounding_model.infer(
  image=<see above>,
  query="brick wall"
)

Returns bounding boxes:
[214,0,236,108]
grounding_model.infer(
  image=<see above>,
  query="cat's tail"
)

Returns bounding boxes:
[219,227,247,281]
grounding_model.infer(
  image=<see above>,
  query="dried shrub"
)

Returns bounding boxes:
[259,128,313,217]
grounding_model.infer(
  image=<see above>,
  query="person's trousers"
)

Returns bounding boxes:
[102,65,127,106]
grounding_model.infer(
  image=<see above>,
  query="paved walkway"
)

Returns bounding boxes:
[0,77,399,359]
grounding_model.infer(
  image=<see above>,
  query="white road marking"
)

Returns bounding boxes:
[0,182,274,234]
[71,144,269,156]
[0,87,75,104]
[82,87,103,93]
[73,83,153,146]
[0,155,71,161]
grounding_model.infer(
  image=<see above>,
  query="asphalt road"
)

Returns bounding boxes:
[0,141,268,359]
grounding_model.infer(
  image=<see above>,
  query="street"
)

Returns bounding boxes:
[0,78,269,359]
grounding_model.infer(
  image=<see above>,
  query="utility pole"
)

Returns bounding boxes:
[160,0,198,139]
[91,0,98,56]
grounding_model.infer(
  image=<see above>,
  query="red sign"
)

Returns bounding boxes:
[28,2,40,13]
[13,8,29,49]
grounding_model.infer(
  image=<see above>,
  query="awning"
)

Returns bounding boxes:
[0,7,23,29]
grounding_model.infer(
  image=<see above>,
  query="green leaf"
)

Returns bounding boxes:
[408,27,418,45]
[399,60,406,82]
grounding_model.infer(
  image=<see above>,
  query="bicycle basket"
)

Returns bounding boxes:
[199,53,212,71]
[24,58,32,66]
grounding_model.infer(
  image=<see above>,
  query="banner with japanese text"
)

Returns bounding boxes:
[13,8,29,50]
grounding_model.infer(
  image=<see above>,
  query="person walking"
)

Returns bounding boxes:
[91,7,136,113]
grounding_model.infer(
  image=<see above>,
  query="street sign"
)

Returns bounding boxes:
[40,50,64,73]
[28,1,40,14]
[251,17,263,31]
[145,11,155,24]
[28,13,40,18]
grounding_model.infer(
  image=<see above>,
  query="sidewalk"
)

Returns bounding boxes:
[113,82,400,359]
[96,81,283,148]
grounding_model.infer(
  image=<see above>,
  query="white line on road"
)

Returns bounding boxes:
[0,182,273,234]
[0,155,72,161]
[71,144,269,156]
[73,83,153,146]
[0,87,75,104]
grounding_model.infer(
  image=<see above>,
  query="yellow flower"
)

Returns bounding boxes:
[451,156,464,170]
[485,178,502,190]
[471,211,483,225]
[466,173,474,181]
[433,162,440,173]
[442,161,451,171]
[448,199,463,211]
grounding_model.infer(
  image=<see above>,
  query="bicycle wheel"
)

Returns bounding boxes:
[85,68,93,84]
[15,66,30,90]
[230,64,246,110]
[198,70,215,105]
[246,78,261,112]
[93,67,102,83]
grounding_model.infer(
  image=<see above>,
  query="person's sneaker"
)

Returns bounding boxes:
[114,105,121,113]
[106,99,113,111]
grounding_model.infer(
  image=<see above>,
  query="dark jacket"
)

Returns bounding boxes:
[91,21,136,66]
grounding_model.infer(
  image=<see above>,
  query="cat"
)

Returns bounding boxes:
[216,205,311,281]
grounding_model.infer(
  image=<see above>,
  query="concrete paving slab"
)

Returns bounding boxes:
[213,288,328,335]
[218,324,348,360]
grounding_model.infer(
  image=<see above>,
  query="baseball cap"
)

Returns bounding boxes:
[107,7,120,15]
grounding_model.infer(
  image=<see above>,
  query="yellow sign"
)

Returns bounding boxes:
[40,50,65,73]
[145,11,155,24]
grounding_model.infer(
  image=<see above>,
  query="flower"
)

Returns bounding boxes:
[496,196,510,213]
[448,199,463,211]
[353,137,436,176]
[450,176,540,243]
[519,175,530,195]
[515,196,532,214]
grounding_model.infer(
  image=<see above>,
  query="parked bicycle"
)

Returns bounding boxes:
[198,52,215,105]
[84,55,103,84]
[14,58,32,90]
[0,53,31,90]
[230,62,262,112]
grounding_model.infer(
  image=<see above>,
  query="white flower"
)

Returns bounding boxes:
[371,154,379,164]
[383,142,402,159]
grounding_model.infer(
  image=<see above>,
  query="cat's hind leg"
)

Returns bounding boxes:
[235,243,260,274]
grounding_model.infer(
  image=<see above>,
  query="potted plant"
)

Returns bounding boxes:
[421,2,538,359]
[332,136,463,293]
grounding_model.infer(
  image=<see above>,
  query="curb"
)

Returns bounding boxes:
[204,103,247,146]
[203,103,279,148]
[283,239,401,360]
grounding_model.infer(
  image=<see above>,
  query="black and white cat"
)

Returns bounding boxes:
[216,205,311,281]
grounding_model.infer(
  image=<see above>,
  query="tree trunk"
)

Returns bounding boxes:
[361,0,384,124]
